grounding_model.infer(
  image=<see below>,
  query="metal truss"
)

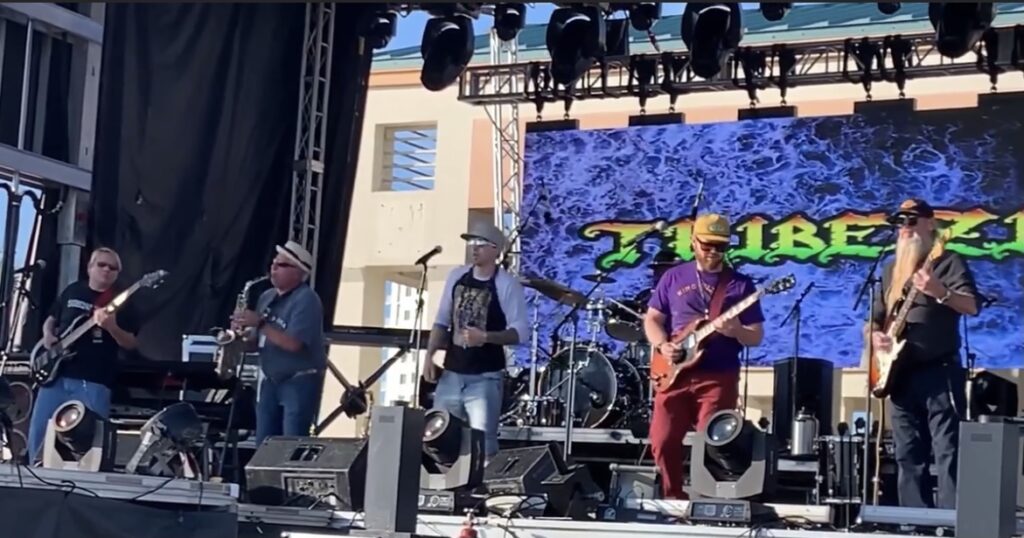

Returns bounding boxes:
[290,2,335,284]
[458,27,1024,108]
[487,30,524,274]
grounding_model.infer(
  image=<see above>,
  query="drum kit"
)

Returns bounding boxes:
[501,254,680,438]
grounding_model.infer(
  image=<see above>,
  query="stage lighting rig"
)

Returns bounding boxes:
[41,400,115,472]
[546,5,607,86]
[681,3,744,80]
[928,2,997,59]
[877,3,901,15]
[126,402,204,478]
[493,3,527,42]
[687,409,777,524]
[362,9,398,50]
[759,3,790,22]
[420,4,481,91]
[421,409,484,491]
[624,3,661,32]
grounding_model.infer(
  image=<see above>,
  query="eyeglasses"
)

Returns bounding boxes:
[696,240,728,253]
[889,215,919,228]
[271,261,297,269]
[467,238,497,248]
[96,262,120,271]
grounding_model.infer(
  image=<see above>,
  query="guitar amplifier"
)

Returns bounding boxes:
[1,361,36,463]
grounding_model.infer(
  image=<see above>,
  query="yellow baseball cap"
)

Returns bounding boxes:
[693,213,732,244]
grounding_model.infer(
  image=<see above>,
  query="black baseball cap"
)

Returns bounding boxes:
[892,198,935,219]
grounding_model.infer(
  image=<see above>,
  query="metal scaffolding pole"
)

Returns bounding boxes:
[487,30,523,274]
[290,2,335,284]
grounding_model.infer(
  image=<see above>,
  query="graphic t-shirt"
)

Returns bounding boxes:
[443,271,508,374]
[48,280,140,387]
[647,261,765,372]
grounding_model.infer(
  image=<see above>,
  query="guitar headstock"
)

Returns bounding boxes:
[139,270,169,288]
[926,229,951,263]
[763,274,796,295]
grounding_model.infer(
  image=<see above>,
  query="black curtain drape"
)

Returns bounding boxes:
[315,4,375,326]
[91,4,304,361]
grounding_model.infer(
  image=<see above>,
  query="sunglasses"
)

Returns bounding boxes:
[96,262,120,271]
[467,238,497,248]
[888,215,919,228]
[696,240,728,253]
[271,261,297,269]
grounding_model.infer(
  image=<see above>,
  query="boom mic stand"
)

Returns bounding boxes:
[852,226,893,506]
[780,282,814,452]
[410,258,430,408]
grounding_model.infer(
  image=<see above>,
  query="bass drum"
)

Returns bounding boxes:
[539,346,643,428]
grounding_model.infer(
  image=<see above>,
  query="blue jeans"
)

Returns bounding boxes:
[28,377,111,464]
[432,370,503,458]
[256,371,323,445]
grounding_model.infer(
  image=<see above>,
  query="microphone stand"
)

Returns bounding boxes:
[779,282,813,451]
[852,227,893,506]
[410,260,430,409]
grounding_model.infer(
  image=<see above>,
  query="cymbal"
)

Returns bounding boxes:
[582,274,616,284]
[520,277,586,306]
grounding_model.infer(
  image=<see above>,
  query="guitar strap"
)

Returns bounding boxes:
[708,268,734,320]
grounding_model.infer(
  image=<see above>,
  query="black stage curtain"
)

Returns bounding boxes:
[0,486,236,538]
[90,4,304,361]
[315,4,376,326]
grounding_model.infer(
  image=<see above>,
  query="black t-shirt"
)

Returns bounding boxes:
[444,271,508,375]
[48,280,141,387]
[871,251,979,366]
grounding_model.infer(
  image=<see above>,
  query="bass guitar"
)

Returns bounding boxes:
[29,270,168,386]
[869,231,949,398]
[650,274,795,393]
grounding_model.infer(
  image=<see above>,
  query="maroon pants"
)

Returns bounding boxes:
[649,369,739,499]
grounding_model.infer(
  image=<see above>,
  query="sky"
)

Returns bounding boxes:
[382,2,763,52]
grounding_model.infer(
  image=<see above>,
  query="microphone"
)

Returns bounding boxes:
[690,176,706,221]
[622,220,668,248]
[414,246,442,266]
[13,260,45,275]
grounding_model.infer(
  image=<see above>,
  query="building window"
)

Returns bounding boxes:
[403,310,411,321]
[380,125,437,191]
[399,374,407,384]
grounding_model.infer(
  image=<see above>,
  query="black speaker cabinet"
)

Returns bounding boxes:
[971,371,1019,419]
[772,357,834,446]
[245,436,367,509]
[2,361,36,463]
[483,444,566,494]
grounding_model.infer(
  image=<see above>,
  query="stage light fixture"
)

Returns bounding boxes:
[628,3,662,32]
[928,2,997,59]
[420,409,484,491]
[363,10,398,50]
[681,3,744,80]
[546,5,607,86]
[420,6,480,92]
[41,400,115,471]
[970,371,1019,419]
[877,3,901,15]
[759,2,791,22]
[689,410,776,500]
[493,3,527,42]
[126,402,204,478]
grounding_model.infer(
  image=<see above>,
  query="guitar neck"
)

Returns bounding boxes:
[60,282,142,345]
[887,249,944,336]
[694,290,764,341]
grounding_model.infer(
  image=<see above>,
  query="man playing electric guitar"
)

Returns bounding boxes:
[868,199,979,510]
[27,247,140,464]
[643,213,765,499]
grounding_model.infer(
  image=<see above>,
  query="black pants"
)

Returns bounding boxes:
[887,361,966,509]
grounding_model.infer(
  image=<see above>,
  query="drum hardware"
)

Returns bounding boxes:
[581,274,617,284]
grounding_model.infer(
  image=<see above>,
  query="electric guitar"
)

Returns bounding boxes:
[29,270,168,386]
[649,275,795,393]
[869,231,950,398]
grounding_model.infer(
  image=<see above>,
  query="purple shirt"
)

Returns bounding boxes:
[648,261,765,372]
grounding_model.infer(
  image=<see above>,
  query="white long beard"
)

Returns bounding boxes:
[887,234,927,311]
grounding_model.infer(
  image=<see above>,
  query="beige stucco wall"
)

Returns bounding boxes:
[319,65,1024,438]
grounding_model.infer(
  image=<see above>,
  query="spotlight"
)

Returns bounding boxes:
[126,402,204,478]
[628,3,662,32]
[420,409,484,490]
[759,2,791,22]
[928,2,997,59]
[363,10,397,50]
[494,3,527,42]
[421,6,479,91]
[689,410,776,507]
[681,3,744,80]
[41,400,116,471]
[546,5,606,86]
[877,2,901,15]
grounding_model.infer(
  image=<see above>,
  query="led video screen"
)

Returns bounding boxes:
[520,101,1024,369]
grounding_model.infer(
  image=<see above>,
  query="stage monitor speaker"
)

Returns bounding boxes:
[772,357,834,447]
[245,436,367,510]
[483,444,603,519]
[1,361,36,463]
[971,371,1018,419]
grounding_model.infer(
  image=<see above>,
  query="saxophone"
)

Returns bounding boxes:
[213,276,269,380]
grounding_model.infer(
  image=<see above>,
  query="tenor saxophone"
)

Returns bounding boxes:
[213,276,269,380]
